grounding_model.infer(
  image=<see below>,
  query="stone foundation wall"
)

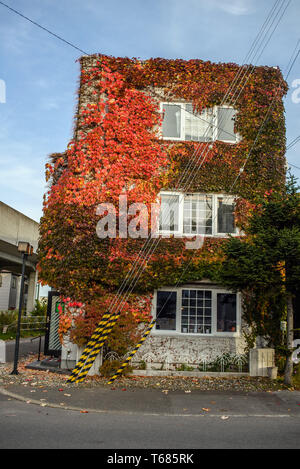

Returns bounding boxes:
[133,333,247,369]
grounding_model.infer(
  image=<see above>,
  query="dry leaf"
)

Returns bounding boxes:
[202,408,211,412]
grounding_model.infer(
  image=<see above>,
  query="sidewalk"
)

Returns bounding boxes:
[1,354,299,416]
[1,382,300,417]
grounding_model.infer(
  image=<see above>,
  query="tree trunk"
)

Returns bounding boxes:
[284,293,294,386]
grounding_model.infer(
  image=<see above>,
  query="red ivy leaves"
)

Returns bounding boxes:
[38,56,287,343]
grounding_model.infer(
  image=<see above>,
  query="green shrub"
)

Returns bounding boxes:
[137,360,147,370]
[0,311,18,333]
[176,363,194,372]
[30,299,47,317]
[99,359,133,378]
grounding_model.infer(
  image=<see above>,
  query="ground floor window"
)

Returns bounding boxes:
[156,290,177,330]
[154,287,239,336]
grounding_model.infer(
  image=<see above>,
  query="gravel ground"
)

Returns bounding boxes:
[0,354,296,393]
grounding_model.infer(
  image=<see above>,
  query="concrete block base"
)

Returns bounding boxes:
[267,366,278,380]
[0,340,5,363]
[249,348,275,377]
[61,338,103,375]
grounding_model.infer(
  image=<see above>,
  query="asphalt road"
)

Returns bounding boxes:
[2,337,45,362]
[0,392,299,449]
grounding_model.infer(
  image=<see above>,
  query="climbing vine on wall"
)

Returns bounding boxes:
[38,55,287,344]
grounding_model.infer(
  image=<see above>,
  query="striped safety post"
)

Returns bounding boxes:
[71,314,121,383]
[67,311,119,383]
[67,311,116,382]
[107,320,156,385]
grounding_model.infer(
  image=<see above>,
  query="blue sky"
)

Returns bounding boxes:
[0,0,299,222]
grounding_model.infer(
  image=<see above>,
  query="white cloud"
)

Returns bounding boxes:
[0,162,45,222]
[0,23,31,54]
[211,0,254,16]
[0,163,45,194]
[40,97,60,110]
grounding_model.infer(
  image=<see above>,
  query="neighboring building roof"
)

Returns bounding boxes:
[0,201,39,274]
[0,201,39,252]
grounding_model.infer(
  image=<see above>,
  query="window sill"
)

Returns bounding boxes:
[160,136,238,144]
[152,330,240,338]
[157,232,241,238]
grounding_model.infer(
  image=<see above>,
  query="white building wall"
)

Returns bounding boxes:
[26,271,37,313]
[0,272,11,311]
[132,284,248,368]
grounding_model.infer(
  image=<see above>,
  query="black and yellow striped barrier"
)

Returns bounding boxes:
[107,320,156,385]
[70,313,121,383]
[67,311,119,383]
[67,311,116,382]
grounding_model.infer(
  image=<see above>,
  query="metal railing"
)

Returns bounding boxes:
[2,316,47,335]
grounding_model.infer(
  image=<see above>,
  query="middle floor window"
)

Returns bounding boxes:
[158,192,238,237]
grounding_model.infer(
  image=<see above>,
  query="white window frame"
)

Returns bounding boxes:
[152,286,241,337]
[158,191,183,236]
[160,102,239,144]
[157,191,239,238]
[213,105,239,144]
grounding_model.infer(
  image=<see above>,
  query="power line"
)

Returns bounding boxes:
[287,135,300,151]
[100,0,292,320]
[0,1,90,56]
[288,162,300,170]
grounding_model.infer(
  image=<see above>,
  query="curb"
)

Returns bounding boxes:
[0,386,114,414]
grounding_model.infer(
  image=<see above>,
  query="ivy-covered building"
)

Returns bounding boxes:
[39,55,287,368]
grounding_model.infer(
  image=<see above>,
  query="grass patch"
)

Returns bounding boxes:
[0,330,45,341]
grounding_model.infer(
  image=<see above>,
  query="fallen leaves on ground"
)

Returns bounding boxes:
[0,354,295,393]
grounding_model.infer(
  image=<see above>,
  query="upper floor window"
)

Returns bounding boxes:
[158,192,238,237]
[161,103,238,143]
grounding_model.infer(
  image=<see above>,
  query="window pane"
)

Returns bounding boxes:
[184,104,213,142]
[217,107,236,141]
[181,289,212,334]
[183,194,212,235]
[217,197,235,233]
[159,194,179,232]
[156,291,177,330]
[162,104,181,138]
[217,293,237,332]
